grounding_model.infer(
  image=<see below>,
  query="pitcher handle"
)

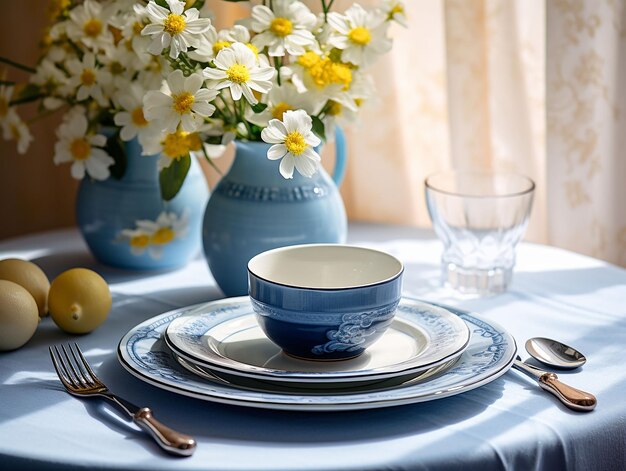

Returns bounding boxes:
[332,126,347,187]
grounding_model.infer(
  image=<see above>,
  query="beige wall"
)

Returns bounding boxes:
[0,1,78,241]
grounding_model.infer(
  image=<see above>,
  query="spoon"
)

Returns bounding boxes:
[511,356,596,411]
[525,337,587,369]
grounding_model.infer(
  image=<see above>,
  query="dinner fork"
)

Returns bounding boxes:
[49,343,196,456]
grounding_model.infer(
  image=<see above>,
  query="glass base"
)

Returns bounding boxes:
[442,263,512,296]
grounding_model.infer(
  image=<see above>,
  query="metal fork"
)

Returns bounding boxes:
[49,343,196,456]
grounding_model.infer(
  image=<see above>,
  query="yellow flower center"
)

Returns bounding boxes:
[306,58,353,90]
[390,4,404,15]
[348,26,371,45]
[327,100,343,116]
[213,40,231,55]
[48,0,71,19]
[133,21,144,36]
[297,51,321,69]
[172,92,195,114]
[151,227,175,245]
[226,63,250,84]
[246,43,259,57]
[109,61,124,75]
[80,69,96,86]
[163,13,186,36]
[186,132,203,151]
[131,107,148,127]
[284,131,307,156]
[162,131,191,158]
[83,19,103,38]
[272,102,293,120]
[70,138,91,160]
[130,234,150,248]
[270,17,293,37]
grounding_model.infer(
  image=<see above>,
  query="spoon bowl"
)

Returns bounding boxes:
[525,337,586,369]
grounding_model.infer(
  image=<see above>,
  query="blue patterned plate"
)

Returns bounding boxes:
[117,298,517,411]
[164,297,470,384]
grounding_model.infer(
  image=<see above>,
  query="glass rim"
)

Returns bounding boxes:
[424,170,536,198]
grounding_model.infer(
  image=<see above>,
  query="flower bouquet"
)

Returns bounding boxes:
[0,0,404,277]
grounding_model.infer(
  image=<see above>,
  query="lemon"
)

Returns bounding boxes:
[0,258,50,317]
[49,268,112,334]
[0,280,39,351]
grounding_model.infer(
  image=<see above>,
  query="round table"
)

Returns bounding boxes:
[1,224,625,471]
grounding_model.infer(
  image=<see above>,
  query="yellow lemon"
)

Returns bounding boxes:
[49,268,112,334]
[0,280,39,351]
[0,258,50,317]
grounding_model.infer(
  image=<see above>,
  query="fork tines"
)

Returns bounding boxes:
[49,343,100,392]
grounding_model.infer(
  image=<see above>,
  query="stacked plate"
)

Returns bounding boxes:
[117,297,517,411]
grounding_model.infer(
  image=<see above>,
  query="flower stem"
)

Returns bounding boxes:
[0,56,36,74]
[274,56,282,86]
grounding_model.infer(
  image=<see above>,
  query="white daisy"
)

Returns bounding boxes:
[141,129,196,170]
[187,25,219,62]
[247,83,322,127]
[30,59,66,94]
[119,209,189,259]
[143,69,218,133]
[138,210,190,259]
[327,4,392,67]
[261,109,321,179]
[65,0,115,51]
[65,53,112,106]
[114,83,160,147]
[53,111,114,180]
[2,113,33,155]
[202,42,275,105]
[141,0,212,59]
[250,0,317,57]
[189,24,258,62]
[382,0,408,27]
[119,227,152,256]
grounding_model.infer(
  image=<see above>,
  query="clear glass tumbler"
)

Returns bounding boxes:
[425,171,535,295]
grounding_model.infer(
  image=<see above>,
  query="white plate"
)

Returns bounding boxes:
[117,298,517,411]
[164,297,471,384]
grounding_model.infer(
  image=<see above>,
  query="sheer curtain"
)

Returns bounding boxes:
[333,0,626,267]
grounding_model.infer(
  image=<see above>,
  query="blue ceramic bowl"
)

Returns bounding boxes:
[248,244,404,361]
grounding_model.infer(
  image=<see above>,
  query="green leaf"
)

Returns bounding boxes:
[160,154,191,201]
[154,0,169,8]
[311,115,326,142]
[105,131,127,180]
[251,102,268,113]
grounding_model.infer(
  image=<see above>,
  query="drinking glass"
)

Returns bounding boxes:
[425,170,535,295]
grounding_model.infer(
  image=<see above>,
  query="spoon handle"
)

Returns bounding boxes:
[537,373,597,411]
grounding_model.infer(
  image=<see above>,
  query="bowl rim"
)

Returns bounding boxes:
[247,244,404,291]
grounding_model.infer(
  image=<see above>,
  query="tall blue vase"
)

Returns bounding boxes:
[202,129,348,296]
[76,137,209,270]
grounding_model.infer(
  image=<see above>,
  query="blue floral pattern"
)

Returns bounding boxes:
[311,307,396,355]
[118,297,517,410]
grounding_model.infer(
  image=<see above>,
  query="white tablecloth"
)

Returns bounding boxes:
[0,224,625,471]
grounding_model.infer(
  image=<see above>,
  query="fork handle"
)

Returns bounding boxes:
[133,408,196,456]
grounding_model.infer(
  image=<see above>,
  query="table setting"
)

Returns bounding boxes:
[1,0,625,469]
[1,221,625,471]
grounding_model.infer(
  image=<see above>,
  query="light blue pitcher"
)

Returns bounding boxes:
[76,136,209,270]
[202,128,348,296]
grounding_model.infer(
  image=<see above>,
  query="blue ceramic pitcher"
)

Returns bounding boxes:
[76,136,209,270]
[202,128,348,296]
